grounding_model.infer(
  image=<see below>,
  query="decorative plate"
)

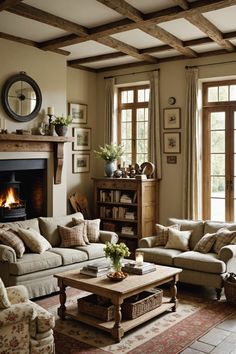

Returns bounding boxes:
[140,162,155,178]
[107,272,128,282]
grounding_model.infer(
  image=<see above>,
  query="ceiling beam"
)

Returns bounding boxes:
[0,0,22,11]
[68,52,126,65]
[97,0,143,21]
[171,0,189,10]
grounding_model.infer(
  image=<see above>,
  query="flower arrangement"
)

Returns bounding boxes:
[94,144,124,162]
[104,241,130,274]
[52,115,72,126]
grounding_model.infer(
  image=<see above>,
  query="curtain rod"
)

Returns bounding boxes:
[186,60,236,69]
[104,68,160,79]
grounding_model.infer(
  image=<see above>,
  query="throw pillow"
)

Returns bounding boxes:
[73,218,101,243]
[194,232,217,254]
[0,228,25,258]
[72,218,90,244]
[154,223,180,246]
[18,228,51,254]
[0,278,11,309]
[231,236,236,245]
[58,224,86,247]
[213,228,236,254]
[165,228,191,251]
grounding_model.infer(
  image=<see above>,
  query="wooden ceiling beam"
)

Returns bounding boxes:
[68,52,126,65]
[171,0,189,10]
[0,0,22,11]
[96,0,143,21]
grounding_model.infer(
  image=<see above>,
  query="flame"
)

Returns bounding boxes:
[0,187,20,208]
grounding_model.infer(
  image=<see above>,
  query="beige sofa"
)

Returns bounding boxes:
[137,218,236,299]
[0,212,118,298]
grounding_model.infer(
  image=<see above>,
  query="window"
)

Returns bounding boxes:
[203,80,236,221]
[118,85,150,166]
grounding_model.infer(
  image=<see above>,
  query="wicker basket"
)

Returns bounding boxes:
[121,288,163,320]
[78,294,114,321]
[224,278,236,306]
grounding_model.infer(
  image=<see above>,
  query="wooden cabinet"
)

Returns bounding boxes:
[93,178,158,257]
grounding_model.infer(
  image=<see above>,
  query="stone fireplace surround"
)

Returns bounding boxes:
[0,133,73,217]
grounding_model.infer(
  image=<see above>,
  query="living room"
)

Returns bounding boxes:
[0,1,236,353]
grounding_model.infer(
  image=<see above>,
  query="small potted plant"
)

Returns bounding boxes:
[104,241,130,280]
[94,144,124,177]
[52,115,72,136]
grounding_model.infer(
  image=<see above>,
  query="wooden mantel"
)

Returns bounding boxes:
[0,133,74,184]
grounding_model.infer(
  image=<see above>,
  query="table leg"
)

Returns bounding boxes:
[58,280,67,320]
[170,274,178,312]
[111,301,124,342]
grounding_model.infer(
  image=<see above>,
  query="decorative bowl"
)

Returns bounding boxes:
[107,272,128,282]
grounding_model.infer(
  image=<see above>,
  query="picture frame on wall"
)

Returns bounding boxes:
[73,127,91,151]
[163,132,181,154]
[163,108,181,129]
[69,103,87,124]
[73,154,90,173]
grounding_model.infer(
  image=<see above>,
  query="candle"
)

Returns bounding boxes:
[135,251,144,266]
[47,106,54,115]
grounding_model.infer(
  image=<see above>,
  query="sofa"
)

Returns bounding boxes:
[0,212,118,299]
[137,218,236,299]
[0,282,55,354]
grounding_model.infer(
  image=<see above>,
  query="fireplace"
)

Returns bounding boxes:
[0,159,47,221]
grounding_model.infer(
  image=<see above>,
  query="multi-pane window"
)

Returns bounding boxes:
[203,81,236,221]
[118,85,150,166]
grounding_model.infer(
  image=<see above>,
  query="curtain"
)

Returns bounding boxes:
[148,71,162,179]
[104,78,115,144]
[183,67,199,219]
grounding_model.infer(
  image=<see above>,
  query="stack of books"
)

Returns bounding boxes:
[120,194,132,203]
[80,260,111,277]
[121,261,156,275]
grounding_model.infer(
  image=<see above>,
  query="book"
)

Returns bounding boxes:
[80,267,109,277]
[87,260,111,271]
[121,262,156,275]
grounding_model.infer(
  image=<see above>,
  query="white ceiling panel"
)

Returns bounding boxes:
[63,41,117,61]
[158,18,207,41]
[126,0,174,13]
[190,42,222,53]
[85,56,139,69]
[203,5,236,33]
[25,0,124,28]
[111,29,163,49]
[152,50,180,59]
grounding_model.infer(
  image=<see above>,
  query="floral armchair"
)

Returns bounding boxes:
[0,280,55,354]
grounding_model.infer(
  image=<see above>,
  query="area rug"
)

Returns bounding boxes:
[35,288,235,354]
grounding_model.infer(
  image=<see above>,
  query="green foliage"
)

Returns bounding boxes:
[52,115,72,126]
[94,144,124,162]
[104,242,130,260]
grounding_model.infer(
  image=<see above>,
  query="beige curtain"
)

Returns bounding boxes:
[183,67,199,219]
[104,78,115,144]
[148,71,162,179]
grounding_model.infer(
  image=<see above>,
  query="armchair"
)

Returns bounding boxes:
[0,283,55,354]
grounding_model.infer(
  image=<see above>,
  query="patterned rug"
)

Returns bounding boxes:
[35,287,235,354]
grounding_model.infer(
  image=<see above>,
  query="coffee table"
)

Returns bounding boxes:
[54,265,182,342]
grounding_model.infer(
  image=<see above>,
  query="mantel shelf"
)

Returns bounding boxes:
[0,133,74,184]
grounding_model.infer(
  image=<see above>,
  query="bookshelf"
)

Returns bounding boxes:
[93,178,157,257]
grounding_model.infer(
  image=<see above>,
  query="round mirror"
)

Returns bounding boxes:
[1,72,42,122]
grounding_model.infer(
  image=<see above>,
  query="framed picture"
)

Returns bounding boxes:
[163,132,181,154]
[163,108,181,129]
[73,154,90,173]
[69,103,87,124]
[73,127,91,151]
[167,155,177,164]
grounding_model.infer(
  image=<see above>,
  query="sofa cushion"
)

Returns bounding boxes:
[39,212,84,246]
[9,252,62,276]
[154,223,180,246]
[0,218,40,233]
[58,224,86,247]
[213,228,236,254]
[165,229,191,251]
[76,243,106,260]
[17,228,51,254]
[73,218,101,243]
[194,232,217,254]
[137,246,182,266]
[48,248,88,265]
[0,278,11,309]
[204,221,236,235]
[168,218,204,249]
[173,251,226,274]
[0,229,25,258]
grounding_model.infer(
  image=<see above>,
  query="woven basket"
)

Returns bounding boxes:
[224,278,236,306]
[78,294,114,321]
[121,288,163,320]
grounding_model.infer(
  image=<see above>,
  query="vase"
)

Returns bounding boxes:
[110,256,123,273]
[104,161,115,177]
[55,125,68,137]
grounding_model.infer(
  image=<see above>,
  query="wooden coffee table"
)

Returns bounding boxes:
[54,265,182,342]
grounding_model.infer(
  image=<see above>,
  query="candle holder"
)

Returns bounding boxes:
[135,250,144,266]
[47,114,54,136]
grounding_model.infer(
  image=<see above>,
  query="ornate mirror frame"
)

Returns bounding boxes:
[1,72,42,122]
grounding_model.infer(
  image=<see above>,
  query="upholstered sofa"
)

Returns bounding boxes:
[137,218,236,299]
[0,282,55,354]
[0,212,118,298]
